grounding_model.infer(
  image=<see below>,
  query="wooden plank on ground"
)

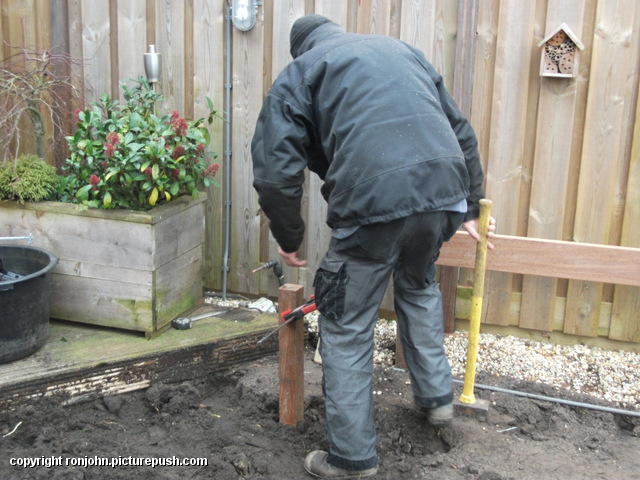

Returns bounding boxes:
[565,0,638,337]
[0,308,280,412]
[520,0,586,331]
[437,231,640,287]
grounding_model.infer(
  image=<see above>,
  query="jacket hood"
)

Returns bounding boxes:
[290,19,343,58]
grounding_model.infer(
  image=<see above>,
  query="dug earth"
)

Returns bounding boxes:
[1,348,639,480]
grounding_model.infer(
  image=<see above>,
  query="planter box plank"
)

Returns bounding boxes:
[51,275,153,331]
[1,195,206,335]
[153,244,204,330]
[55,260,152,285]
[153,198,206,267]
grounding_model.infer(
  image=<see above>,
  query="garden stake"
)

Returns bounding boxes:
[455,199,492,418]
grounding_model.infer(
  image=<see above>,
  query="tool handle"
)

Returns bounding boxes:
[280,296,315,322]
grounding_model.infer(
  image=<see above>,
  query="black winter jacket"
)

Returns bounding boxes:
[251,22,484,253]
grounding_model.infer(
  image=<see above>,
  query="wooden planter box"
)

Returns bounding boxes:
[0,194,206,336]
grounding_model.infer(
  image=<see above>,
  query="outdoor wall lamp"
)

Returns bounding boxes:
[143,45,161,84]
[231,0,261,32]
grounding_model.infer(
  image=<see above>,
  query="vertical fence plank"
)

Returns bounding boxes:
[154,0,186,114]
[482,1,537,327]
[298,0,348,295]
[443,0,479,332]
[79,0,111,101]
[263,1,306,291]
[462,0,498,293]
[609,14,640,343]
[520,0,587,332]
[228,3,264,295]
[116,0,147,91]
[193,0,225,290]
[565,0,639,337]
[356,0,391,35]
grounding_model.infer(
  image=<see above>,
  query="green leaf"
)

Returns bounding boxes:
[128,142,144,153]
[151,164,160,180]
[76,184,92,201]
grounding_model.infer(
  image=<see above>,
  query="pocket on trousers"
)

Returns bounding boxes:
[313,255,347,321]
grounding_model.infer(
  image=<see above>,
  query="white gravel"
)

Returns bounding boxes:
[207,295,640,412]
[313,312,640,412]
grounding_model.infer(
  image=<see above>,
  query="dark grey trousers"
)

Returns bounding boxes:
[314,210,464,470]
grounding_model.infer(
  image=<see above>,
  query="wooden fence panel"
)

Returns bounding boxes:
[2,0,640,346]
[565,0,640,337]
[609,21,640,343]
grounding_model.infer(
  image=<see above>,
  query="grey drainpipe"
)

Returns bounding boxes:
[222,5,233,299]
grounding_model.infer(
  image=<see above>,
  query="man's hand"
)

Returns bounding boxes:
[279,247,308,267]
[463,216,496,250]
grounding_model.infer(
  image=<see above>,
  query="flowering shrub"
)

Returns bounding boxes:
[56,77,219,210]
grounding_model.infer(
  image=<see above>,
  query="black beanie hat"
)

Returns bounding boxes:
[290,14,333,58]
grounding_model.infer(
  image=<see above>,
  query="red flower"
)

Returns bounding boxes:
[197,143,205,156]
[171,168,181,180]
[90,174,100,186]
[171,115,188,137]
[104,142,116,159]
[106,132,120,145]
[171,145,186,159]
[144,167,153,178]
[204,163,220,177]
[74,108,82,122]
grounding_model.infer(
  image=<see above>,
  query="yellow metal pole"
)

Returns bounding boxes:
[458,199,492,404]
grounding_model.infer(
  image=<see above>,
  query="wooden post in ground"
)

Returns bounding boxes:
[278,284,305,426]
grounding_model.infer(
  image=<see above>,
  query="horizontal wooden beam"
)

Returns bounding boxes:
[437,232,640,287]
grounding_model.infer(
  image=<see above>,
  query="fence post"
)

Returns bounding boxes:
[278,284,305,426]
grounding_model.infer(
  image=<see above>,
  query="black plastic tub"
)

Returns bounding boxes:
[0,245,58,364]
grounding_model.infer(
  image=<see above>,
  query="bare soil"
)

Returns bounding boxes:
[1,347,639,480]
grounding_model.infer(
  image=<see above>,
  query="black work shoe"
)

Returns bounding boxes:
[304,450,378,479]
[425,402,454,427]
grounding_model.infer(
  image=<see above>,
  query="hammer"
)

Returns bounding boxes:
[172,309,231,330]
[454,199,493,418]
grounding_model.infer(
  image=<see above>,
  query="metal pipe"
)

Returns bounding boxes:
[452,379,640,418]
[0,234,34,244]
[222,3,233,300]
